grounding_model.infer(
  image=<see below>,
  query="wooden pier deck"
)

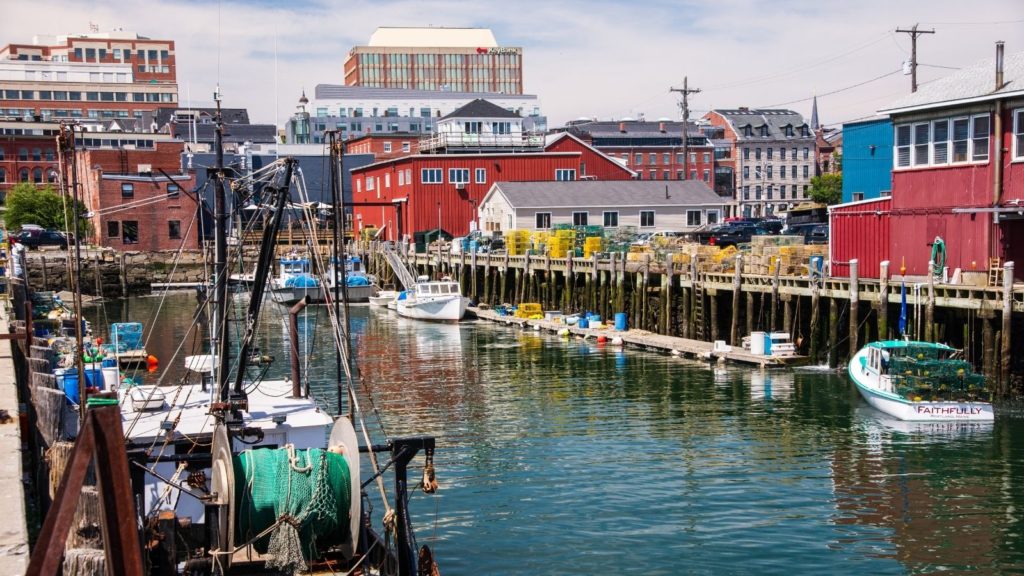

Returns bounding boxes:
[471,308,808,368]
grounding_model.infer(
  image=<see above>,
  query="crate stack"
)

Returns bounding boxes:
[583,236,603,258]
[505,230,531,256]
[531,231,550,256]
[548,229,575,258]
[742,235,827,276]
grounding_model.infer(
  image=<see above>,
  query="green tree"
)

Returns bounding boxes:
[808,173,843,205]
[4,183,90,236]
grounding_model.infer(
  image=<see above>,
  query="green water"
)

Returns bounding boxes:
[90,293,1024,575]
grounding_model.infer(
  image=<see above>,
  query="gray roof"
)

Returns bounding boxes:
[880,50,1024,114]
[566,120,703,138]
[710,109,812,141]
[155,107,251,128]
[314,84,539,101]
[492,180,723,209]
[441,99,521,120]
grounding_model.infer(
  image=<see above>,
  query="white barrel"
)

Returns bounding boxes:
[102,366,120,389]
[750,331,766,355]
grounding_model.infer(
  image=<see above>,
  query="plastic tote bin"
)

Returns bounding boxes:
[578,317,589,329]
[614,313,628,331]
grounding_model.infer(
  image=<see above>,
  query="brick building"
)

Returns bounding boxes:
[704,108,817,217]
[76,141,198,251]
[345,132,420,160]
[557,119,716,185]
[0,30,178,121]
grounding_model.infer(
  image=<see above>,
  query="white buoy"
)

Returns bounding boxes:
[533,324,541,331]
[611,336,624,347]
[671,349,681,356]
[557,328,570,337]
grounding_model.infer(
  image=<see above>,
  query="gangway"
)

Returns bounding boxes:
[381,243,418,290]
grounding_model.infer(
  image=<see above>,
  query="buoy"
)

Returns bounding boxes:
[671,349,681,356]
[611,336,624,347]
[597,335,607,343]
[533,324,541,331]
[146,354,159,372]
[557,328,570,337]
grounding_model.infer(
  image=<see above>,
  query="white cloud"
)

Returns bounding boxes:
[3,0,1022,128]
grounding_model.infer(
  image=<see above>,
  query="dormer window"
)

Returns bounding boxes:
[743,125,753,137]
[800,125,810,137]
[759,125,769,137]
[783,124,794,137]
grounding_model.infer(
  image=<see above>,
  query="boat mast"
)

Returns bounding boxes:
[213,88,232,400]
[328,130,352,417]
[57,123,88,422]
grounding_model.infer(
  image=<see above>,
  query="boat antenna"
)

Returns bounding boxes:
[212,86,232,402]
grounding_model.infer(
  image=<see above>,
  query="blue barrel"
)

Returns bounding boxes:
[578,318,589,329]
[764,333,773,355]
[101,357,117,368]
[614,313,628,331]
[58,370,79,404]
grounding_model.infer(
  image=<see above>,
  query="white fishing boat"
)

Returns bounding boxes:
[271,255,378,305]
[396,276,467,321]
[848,340,993,422]
[369,289,399,307]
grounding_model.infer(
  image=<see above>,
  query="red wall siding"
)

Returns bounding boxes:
[830,198,890,279]
[889,210,991,277]
[544,137,635,180]
[352,153,582,238]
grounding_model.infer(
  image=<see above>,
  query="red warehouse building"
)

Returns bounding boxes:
[76,141,198,251]
[833,44,1024,280]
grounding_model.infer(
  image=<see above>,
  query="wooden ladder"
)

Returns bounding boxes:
[988,257,1002,287]
[692,277,706,341]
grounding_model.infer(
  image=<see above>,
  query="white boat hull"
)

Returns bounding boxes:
[369,291,397,307]
[396,294,467,321]
[849,348,993,422]
[272,283,377,305]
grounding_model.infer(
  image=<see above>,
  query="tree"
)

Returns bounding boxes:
[808,173,843,205]
[4,183,90,236]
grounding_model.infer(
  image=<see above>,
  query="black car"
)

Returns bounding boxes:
[710,224,768,247]
[12,229,71,249]
[786,223,829,245]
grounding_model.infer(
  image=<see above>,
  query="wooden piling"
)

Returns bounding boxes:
[771,265,780,331]
[661,255,673,335]
[119,253,128,297]
[614,253,625,316]
[982,311,995,377]
[809,285,821,364]
[471,251,478,300]
[925,268,935,342]
[849,259,859,359]
[783,296,792,335]
[878,261,889,341]
[828,297,839,368]
[730,254,742,346]
[1001,262,1014,395]
[709,289,719,343]
[746,291,755,337]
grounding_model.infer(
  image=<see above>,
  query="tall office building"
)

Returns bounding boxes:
[343,27,523,94]
[0,30,178,121]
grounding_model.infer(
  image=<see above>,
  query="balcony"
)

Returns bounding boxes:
[419,132,545,153]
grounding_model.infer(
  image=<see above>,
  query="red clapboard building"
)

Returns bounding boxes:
[832,44,1024,280]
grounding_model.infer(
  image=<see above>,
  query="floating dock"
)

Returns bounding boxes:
[470,307,808,368]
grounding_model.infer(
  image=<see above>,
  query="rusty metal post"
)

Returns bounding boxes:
[289,297,309,398]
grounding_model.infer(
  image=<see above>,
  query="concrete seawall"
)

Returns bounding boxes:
[0,304,29,573]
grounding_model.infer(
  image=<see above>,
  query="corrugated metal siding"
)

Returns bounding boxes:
[830,198,891,278]
[545,137,634,181]
[889,211,992,277]
[840,119,893,203]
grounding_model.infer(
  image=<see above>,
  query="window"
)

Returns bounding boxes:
[398,170,405,186]
[1014,109,1024,160]
[639,210,655,228]
[663,153,670,164]
[384,173,390,188]
[106,221,120,238]
[383,142,392,153]
[402,141,411,153]
[19,168,28,182]
[703,169,710,182]
[121,183,134,197]
[634,153,642,165]
[913,122,930,166]
[650,171,657,181]
[475,168,486,184]
[755,148,762,160]
[803,148,810,160]
[167,183,180,198]
[743,186,750,200]
[766,184,773,200]
[536,212,551,229]
[766,147,773,160]
[932,119,949,164]
[852,192,865,201]
[766,166,773,179]
[791,165,797,179]
[168,220,181,239]
[951,117,970,162]
[780,147,787,160]
[676,171,683,180]
[555,169,577,181]
[18,148,27,161]
[755,166,762,180]
[637,172,643,180]
[662,171,669,180]
[572,212,589,226]
[703,152,710,164]
[421,168,442,184]
[47,169,57,183]
[464,121,482,134]
[0,168,5,183]
[972,114,990,161]
[778,165,786,179]
[803,165,809,178]
[686,210,702,226]
[743,148,750,160]
[32,168,43,183]
[449,168,470,184]
[31,148,41,161]
[650,153,657,164]
[755,185,762,200]
[122,221,139,244]
[779,185,786,199]
[603,211,618,227]
[743,166,749,179]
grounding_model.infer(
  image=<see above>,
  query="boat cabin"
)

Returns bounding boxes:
[415,281,460,297]
[280,257,312,275]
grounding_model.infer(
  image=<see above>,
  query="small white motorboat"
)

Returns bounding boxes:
[848,340,993,422]
[369,290,399,307]
[396,276,467,322]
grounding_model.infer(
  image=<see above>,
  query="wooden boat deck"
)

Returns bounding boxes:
[471,308,808,368]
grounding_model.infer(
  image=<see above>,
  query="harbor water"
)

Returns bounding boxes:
[91,293,1024,575]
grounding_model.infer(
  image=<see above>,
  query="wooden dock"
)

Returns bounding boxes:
[471,308,808,368]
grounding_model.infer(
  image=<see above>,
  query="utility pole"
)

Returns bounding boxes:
[895,24,935,93]
[670,76,701,179]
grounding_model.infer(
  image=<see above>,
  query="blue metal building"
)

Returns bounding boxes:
[841,118,893,203]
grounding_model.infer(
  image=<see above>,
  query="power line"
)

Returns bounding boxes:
[919,63,961,70]
[759,69,903,109]
[919,18,1024,25]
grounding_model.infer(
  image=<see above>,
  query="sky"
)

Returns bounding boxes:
[3,0,1023,129]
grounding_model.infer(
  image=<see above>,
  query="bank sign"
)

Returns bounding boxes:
[476,47,521,55]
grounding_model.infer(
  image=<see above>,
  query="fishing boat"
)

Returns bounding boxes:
[848,340,993,421]
[396,275,468,321]
[271,254,378,305]
[369,288,399,307]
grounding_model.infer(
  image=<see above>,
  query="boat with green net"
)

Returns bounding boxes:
[848,340,993,421]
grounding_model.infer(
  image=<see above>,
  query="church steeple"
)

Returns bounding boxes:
[810,94,820,130]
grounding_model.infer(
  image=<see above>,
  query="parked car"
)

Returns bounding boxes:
[785,223,829,245]
[11,229,72,249]
[631,230,687,246]
[709,223,768,247]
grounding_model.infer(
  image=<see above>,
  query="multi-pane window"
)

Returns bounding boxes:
[703,152,710,164]
[1014,109,1024,159]
[743,186,750,200]
[686,210,702,226]
[743,148,750,160]
[475,168,486,184]
[168,220,181,239]
[555,169,576,181]
[780,185,786,199]
[703,169,710,182]
[780,147,787,160]
[952,118,970,162]
[122,221,139,244]
[767,148,773,160]
[536,212,551,229]
[121,183,134,197]
[421,168,442,184]
[803,148,810,160]
[932,120,949,164]
[896,115,989,167]
[913,122,930,166]
[572,211,589,226]
[755,185,762,200]
[663,171,670,181]
[791,165,798,179]
[649,153,657,164]
[449,168,470,183]
[707,211,720,225]
[634,153,642,165]
[639,210,655,227]
[383,142,392,153]
[972,115,990,161]
[803,165,809,178]
[766,166,773,179]
[603,211,619,227]
[755,148,762,160]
